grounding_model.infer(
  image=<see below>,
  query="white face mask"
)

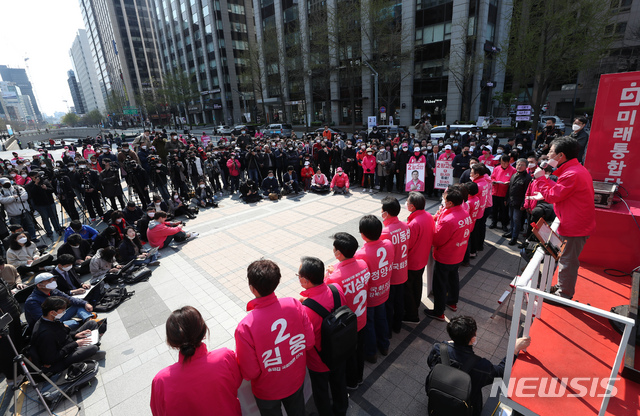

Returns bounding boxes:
[547,158,559,168]
[45,281,57,290]
[54,311,64,320]
[116,218,122,223]
[496,149,503,154]
[517,145,523,150]
[199,184,205,188]
[572,124,581,132]
[127,234,136,239]
[393,147,398,151]
[528,163,536,169]
[62,265,73,272]
[174,196,180,200]
[17,237,27,244]
[148,212,155,218]
[141,146,147,149]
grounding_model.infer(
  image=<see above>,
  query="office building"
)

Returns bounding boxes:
[0,65,42,121]
[68,70,87,114]
[70,29,107,113]
[0,81,37,124]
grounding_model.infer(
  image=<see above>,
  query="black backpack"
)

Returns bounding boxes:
[93,287,134,312]
[122,266,152,284]
[425,343,480,416]
[302,284,357,368]
[41,360,100,410]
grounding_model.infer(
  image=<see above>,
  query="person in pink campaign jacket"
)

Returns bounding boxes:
[146,211,198,248]
[380,196,410,334]
[226,153,241,193]
[471,164,492,255]
[478,145,497,167]
[355,215,394,364]
[324,232,370,390]
[298,257,349,416]
[403,192,435,323]
[424,186,473,321]
[462,181,481,266]
[330,167,350,195]
[490,155,516,231]
[235,259,315,415]
[437,144,455,161]
[533,137,595,300]
[151,306,242,416]
[361,148,377,192]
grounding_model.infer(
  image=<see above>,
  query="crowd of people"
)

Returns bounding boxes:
[0,120,594,415]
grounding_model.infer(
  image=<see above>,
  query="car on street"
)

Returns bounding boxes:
[429,124,476,141]
[216,125,233,135]
[231,125,256,135]
[265,123,293,138]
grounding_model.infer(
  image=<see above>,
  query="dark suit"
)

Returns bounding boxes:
[51,267,83,295]
[57,240,93,275]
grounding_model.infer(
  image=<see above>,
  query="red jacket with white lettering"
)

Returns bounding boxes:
[405,209,435,270]
[536,158,596,237]
[325,258,370,330]
[234,294,315,400]
[330,173,350,189]
[355,239,394,307]
[438,150,455,161]
[491,164,516,197]
[433,204,472,264]
[301,283,347,373]
[381,216,410,285]
[467,194,481,225]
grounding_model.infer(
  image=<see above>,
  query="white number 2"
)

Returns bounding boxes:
[354,290,367,317]
[377,247,388,270]
[401,244,407,259]
[271,318,290,345]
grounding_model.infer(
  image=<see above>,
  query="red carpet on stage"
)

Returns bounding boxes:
[509,263,639,415]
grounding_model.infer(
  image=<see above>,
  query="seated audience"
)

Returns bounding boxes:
[90,246,121,281]
[7,232,53,275]
[52,254,91,296]
[147,211,198,248]
[57,233,93,275]
[63,220,98,242]
[123,201,144,225]
[118,226,160,265]
[310,170,330,193]
[261,170,280,196]
[330,168,350,195]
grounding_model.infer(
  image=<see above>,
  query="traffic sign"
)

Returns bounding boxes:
[517,105,532,110]
[380,106,386,113]
[515,116,531,121]
[516,110,531,116]
[123,109,139,115]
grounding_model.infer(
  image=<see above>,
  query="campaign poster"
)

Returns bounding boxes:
[201,135,211,146]
[405,162,426,192]
[435,160,453,189]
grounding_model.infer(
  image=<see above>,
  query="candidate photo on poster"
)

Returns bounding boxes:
[405,163,425,192]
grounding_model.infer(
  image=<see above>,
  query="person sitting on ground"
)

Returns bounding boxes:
[282,165,301,195]
[330,167,350,195]
[52,254,91,296]
[0,256,25,291]
[168,191,196,219]
[123,201,144,226]
[151,306,242,416]
[90,246,122,281]
[118,226,160,266]
[261,170,280,197]
[57,233,93,275]
[426,316,531,416]
[109,211,127,237]
[195,179,218,208]
[3,224,25,253]
[147,211,198,248]
[7,232,53,275]
[151,194,170,215]
[24,273,94,330]
[239,178,262,203]
[301,161,314,191]
[310,170,330,194]
[92,225,122,253]
[136,206,158,242]
[30,296,101,375]
[63,220,98,242]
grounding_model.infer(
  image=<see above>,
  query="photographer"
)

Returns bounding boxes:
[52,167,80,221]
[25,171,63,238]
[0,178,37,240]
[535,119,563,156]
[203,153,223,194]
[99,159,126,210]
[169,157,190,198]
[414,116,432,142]
[149,156,171,201]
[195,179,217,208]
[124,160,151,208]
[74,161,104,222]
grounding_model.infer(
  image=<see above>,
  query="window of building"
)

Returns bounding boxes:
[605,22,627,37]
[610,0,632,11]
[205,23,212,34]
[485,22,495,42]
[203,5,209,16]
[232,40,249,50]
[416,22,451,45]
[219,38,226,48]
[228,3,245,14]
[416,0,452,10]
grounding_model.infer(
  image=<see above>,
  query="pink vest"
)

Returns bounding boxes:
[380,217,410,285]
[355,239,394,307]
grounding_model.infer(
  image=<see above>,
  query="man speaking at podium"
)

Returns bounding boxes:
[533,137,596,300]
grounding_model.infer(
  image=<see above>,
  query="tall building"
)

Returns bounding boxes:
[151,0,256,125]
[67,70,87,114]
[0,65,42,121]
[0,81,37,124]
[70,29,107,113]
[78,0,164,114]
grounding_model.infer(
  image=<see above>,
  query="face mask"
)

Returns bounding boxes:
[268,175,274,178]
[347,145,352,148]
[62,265,73,272]
[470,146,475,152]
[517,145,523,150]
[10,173,16,177]
[492,135,497,139]
[547,158,559,168]
[54,311,64,320]
[174,196,180,200]
[45,281,57,290]
[497,149,503,154]
[528,163,536,169]
[572,124,581,131]
[141,146,147,149]
[199,184,205,188]
[69,167,75,171]
[156,163,162,167]
[338,172,343,175]
[393,147,398,151]
[116,218,122,223]
[527,130,532,134]
[453,143,459,147]
[148,212,155,218]
[127,234,136,240]
[361,146,366,150]
[17,237,27,244]
[78,165,86,170]
[21,174,27,178]
[402,147,408,151]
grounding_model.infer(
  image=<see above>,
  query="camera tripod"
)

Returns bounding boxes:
[0,315,80,415]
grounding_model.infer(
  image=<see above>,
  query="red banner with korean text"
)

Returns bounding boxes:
[584,71,640,200]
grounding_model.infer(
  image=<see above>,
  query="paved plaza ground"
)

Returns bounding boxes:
[0,186,524,416]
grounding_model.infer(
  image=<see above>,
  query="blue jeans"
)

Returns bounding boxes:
[61,304,93,330]
[509,206,524,241]
[248,168,260,183]
[364,303,390,357]
[133,252,158,265]
[34,204,62,235]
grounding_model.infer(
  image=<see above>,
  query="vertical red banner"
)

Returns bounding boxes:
[584,71,640,201]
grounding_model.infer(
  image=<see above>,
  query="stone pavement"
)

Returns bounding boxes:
[0,187,525,416]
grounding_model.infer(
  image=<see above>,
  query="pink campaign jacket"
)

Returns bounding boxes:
[330,173,350,189]
[146,221,183,248]
[433,204,473,265]
[301,283,347,373]
[235,294,315,401]
[355,239,394,307]
[226,158,241,176]
[381,216,410,285]
[467,194,481,225]
[491,164,516,197]
[325,258,370,330]
[151,345,242,416]
[405,209,435,270]
[536,158,596,237]
[362,155,376,174]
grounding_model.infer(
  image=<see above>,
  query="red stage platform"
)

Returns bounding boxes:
[508,263,639,416]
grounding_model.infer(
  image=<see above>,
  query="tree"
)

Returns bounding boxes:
[80,109,103,127]
[61,112,80,127]
[159,69,200,128]
[503,0,613,132]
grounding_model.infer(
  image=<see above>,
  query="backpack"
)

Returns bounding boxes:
[122,266,152,284]
[302,284,357,368]
[93,287,134,312]
[425,343,480,416]
[41,360,100,410]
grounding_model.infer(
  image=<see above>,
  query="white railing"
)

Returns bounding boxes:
[499,218,636,416]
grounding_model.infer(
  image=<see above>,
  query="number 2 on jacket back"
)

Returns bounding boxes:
[261,318,307,369]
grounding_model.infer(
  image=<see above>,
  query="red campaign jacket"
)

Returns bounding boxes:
[438,151,455,161]
[362,155,377,174]
[301,166,314,179]
[330,173,350,189]
[300,283,347,373]
[479,153,498,167]
[491,164,516,197]
[325,258,370,331]
[234,293,315,401]
[409,154,426,164]
[467,194,481,224]
[151,345,242,416]
[405,209,435,270]
[433,204,473,265]
[536,158,596,237]
[355,239,394,307]
[381,216,410,285]
[226,158,241,176]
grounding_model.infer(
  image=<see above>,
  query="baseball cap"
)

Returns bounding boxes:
[445,145,452,150]
[34,273,55,285]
